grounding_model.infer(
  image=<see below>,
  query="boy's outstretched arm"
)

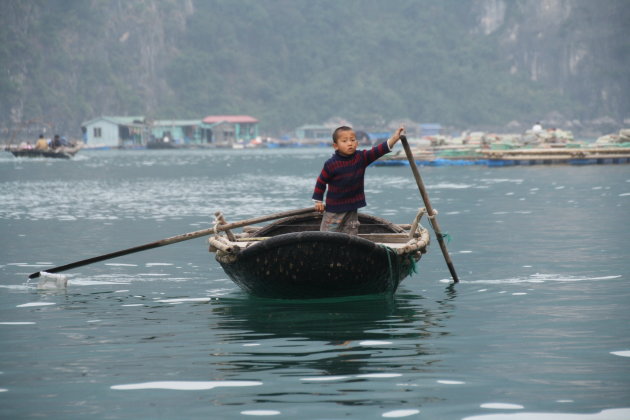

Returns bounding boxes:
[387,127,405,149]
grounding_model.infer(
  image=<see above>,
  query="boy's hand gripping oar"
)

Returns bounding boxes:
[28,207,317,279]
[399,135,459,283]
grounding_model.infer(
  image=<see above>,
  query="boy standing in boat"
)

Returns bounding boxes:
[313,125,404,234]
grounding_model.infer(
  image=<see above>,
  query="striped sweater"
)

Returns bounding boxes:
[312,141,391,213]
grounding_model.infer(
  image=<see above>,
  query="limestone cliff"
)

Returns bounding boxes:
[0,0,627,138]
[473,0,628,131]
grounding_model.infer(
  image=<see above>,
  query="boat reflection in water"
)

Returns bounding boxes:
[208,288,457,377]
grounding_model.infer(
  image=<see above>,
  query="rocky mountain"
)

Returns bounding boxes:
[474,0,629,133]
[1,0,627,140]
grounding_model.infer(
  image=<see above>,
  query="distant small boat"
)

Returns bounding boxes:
[146,139,177,149]
[209,210,430,299]
[5,147,80,159]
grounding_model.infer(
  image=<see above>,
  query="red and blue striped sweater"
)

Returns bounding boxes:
[312,141,391,213]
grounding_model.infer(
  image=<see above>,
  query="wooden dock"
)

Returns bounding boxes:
[375,146,630,167]
[480,147,630,167]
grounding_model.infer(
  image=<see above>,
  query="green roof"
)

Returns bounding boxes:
[82,116,204,128]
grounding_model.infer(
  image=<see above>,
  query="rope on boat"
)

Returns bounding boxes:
[213,211,236,241]
[210,213,241,262]
[407,254,418,275]
[212,215,222,238]
[379,243,419,280]
[379,207,432,282]
[415,207,451,244]
[409,208,426,239]
[379,244,396,282]
[424,208,452,245]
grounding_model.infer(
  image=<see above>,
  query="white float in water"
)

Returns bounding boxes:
[16,302,56,308]
[110,380,262,390]
[300,376,348,382]
[463,408,630,420]
[359,340,392,346]
[356,373,402,378]
[241,410,281,416]
[382,409,421,417]
[480,403,524,410]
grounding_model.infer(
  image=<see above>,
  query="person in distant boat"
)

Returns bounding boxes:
[35,134,49,150]
[50,134,62,149]
[312,125,404,235]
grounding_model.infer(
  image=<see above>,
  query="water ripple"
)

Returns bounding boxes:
[0,175,312,221]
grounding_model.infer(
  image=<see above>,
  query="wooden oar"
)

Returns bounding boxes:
[28,207,317,279]
[399,135,460,283]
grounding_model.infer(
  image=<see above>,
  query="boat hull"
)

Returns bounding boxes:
[146,141,176,149]
[8,149,78,159]
[216,230,419,299]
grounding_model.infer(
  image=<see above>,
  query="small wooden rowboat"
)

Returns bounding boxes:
[209,210,430,299]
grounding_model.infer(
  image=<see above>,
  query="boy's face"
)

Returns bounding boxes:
[333,130,358,156]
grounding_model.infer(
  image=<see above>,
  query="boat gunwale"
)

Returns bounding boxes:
[209,212,430,262]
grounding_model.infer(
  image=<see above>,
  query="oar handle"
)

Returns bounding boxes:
[400,136,435,214]
[400,135,459,283]
[29,207,318,279]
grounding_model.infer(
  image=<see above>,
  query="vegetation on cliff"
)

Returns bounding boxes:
[1,0,628,138]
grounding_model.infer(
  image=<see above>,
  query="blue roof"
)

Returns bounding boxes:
[367,132,390,140]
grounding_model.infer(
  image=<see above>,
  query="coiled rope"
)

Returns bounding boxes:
[379,244,396,283]
[379,244,417,282]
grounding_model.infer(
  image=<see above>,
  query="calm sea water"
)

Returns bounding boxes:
[1,148,629,420]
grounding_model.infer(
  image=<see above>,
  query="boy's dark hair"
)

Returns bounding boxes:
[332,126,353,143]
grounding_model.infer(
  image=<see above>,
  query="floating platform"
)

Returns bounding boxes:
[375,146,630,167]
[374,158,488,167]
[481,147,630,167]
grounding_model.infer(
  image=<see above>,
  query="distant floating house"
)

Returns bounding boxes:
[201,115,259,146]
[365,131,390,145]
[150,119,207,145]
[81,116,146,148]
[294,124,333,144]
[81,115,260,148]
[419,123,443,137]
